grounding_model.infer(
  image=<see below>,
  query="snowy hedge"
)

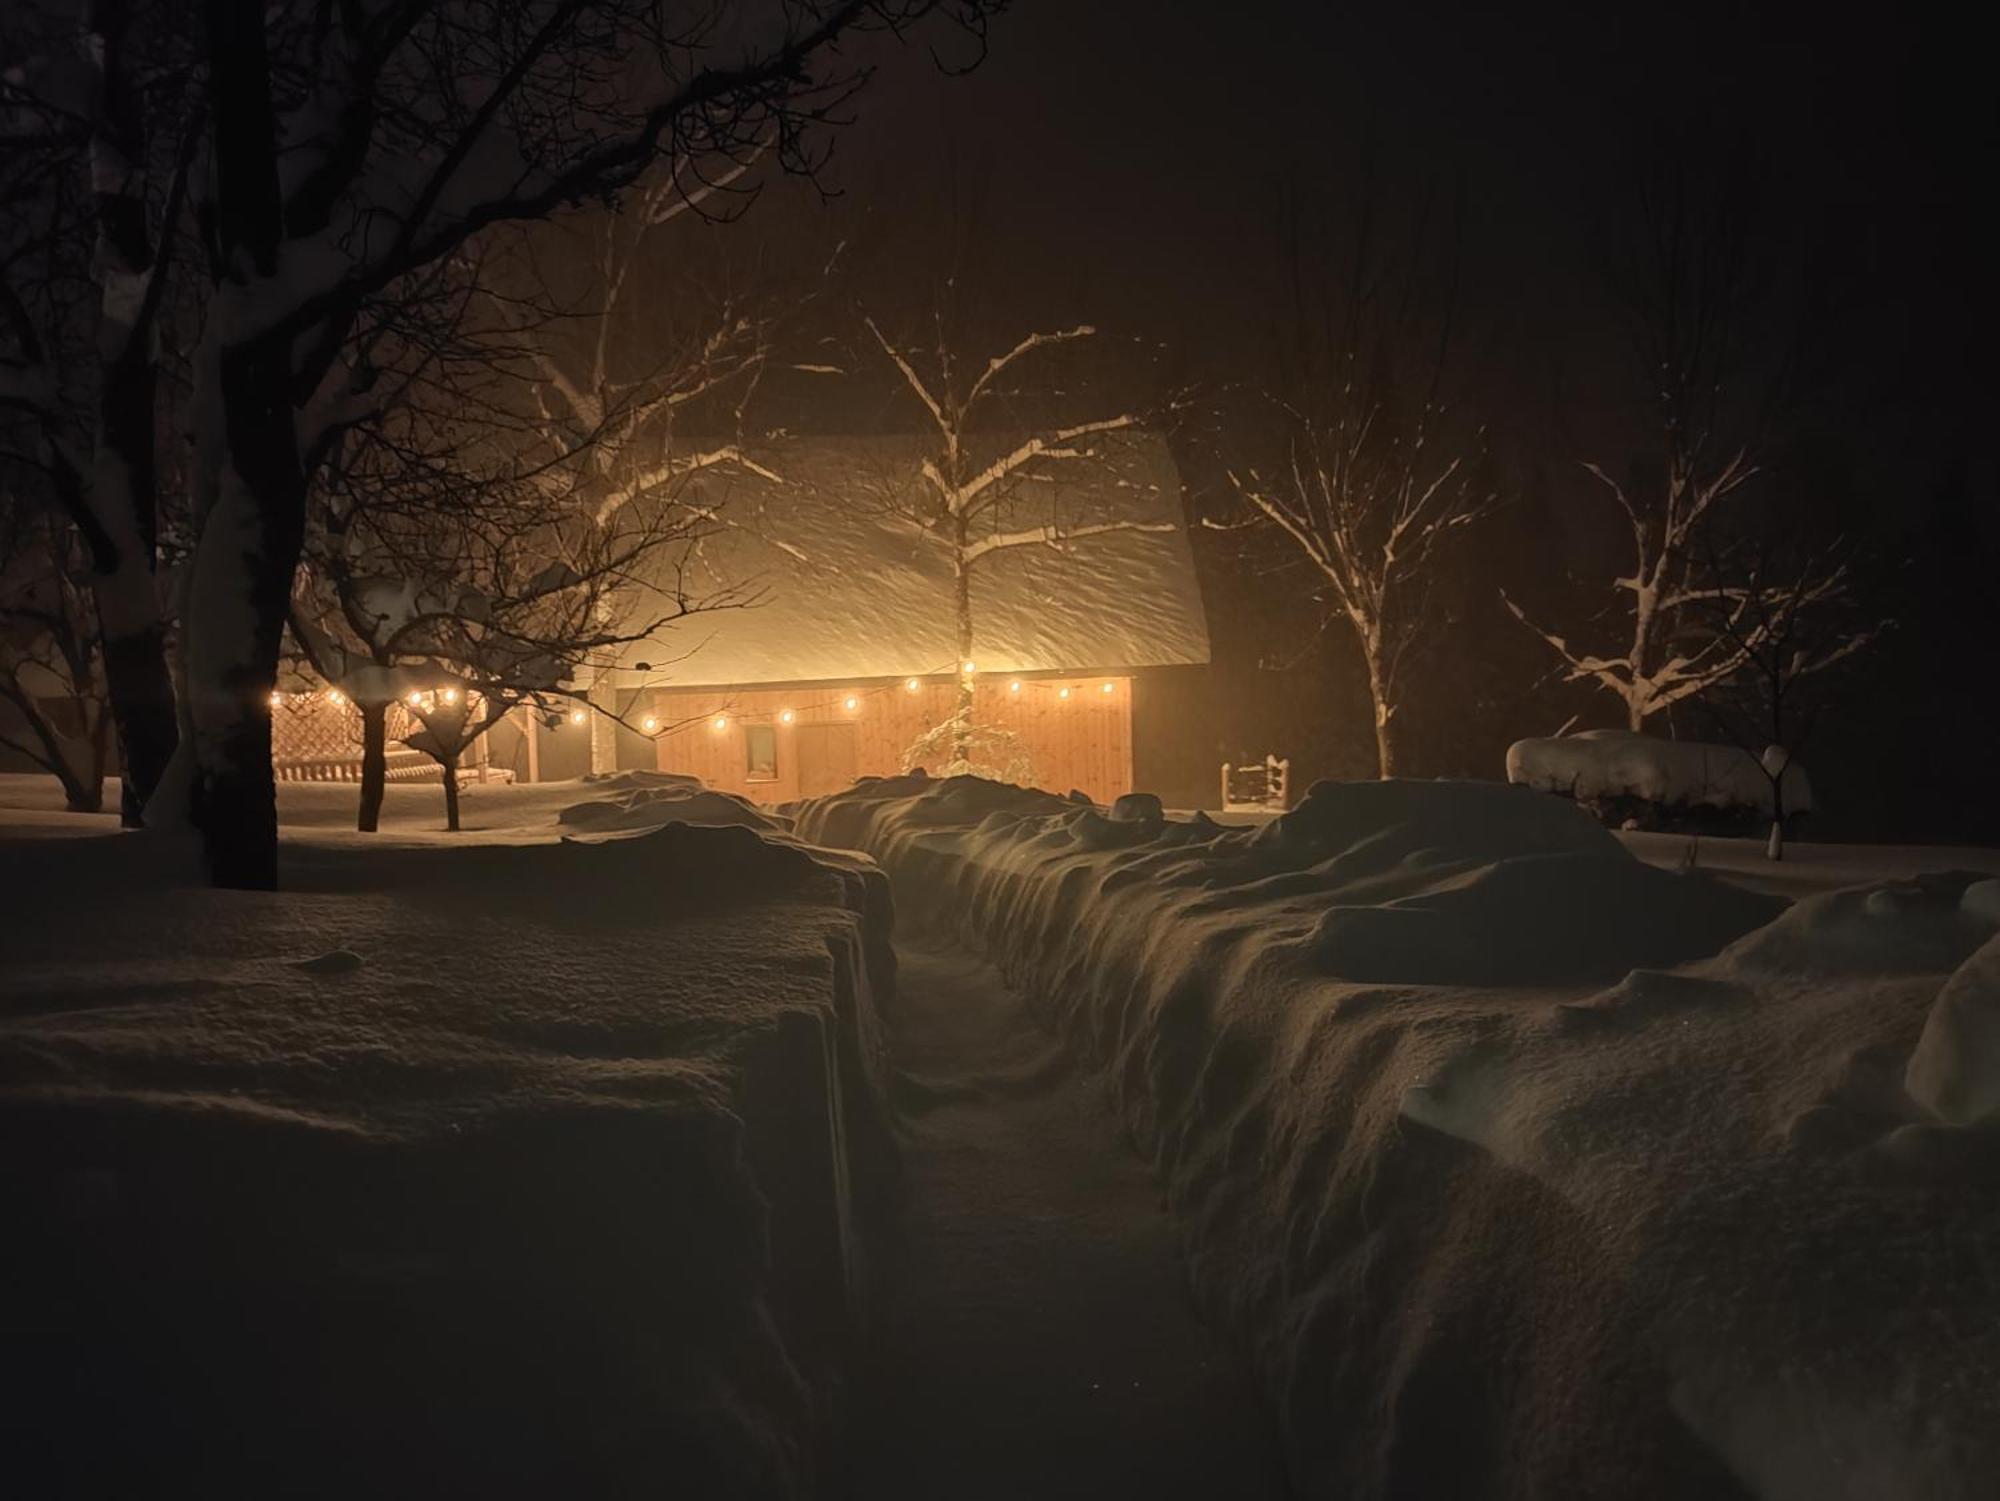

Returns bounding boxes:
[796,773,2000,1500]
[1507,729,1812,825]
[0,805,897,1500]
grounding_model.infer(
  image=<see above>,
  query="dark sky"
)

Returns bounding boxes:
[760,0,1993,833]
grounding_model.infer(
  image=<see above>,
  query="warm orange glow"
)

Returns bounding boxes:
[406,692,422,706]
[961,660,977,675]
[844,696,858,711]
[1101,681,1114,694]
[442,688,459,703]
[1058,686,1071,699]
[641,716,658,732]
[267,692,283,708]
[712,714,727,730]
[1009,680,1022,693]
[905,678,920,692]
[780,709,795,723]
[327,690,345,706]
[569,709,586,725]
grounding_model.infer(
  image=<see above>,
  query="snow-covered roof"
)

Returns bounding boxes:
[608,431,1209,687]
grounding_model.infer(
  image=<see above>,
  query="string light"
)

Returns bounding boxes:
[1009,680,1022,693]
[843,696,858,711]
[442,687,459,704]
[905,678,920,692]
[642,715,658,732]
[1101,681,1114,694]
[267,691,283,708]
[407,692,423,706]
[1058,686,1071,699]
[712,714,728,730]
[780,709,794,723]
[961,660,977,675]
[570,709,586,725]
[327,690,345,706]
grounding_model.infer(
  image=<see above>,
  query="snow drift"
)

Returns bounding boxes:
[0,806,894,1499]
[1508,729,1812,827]
[795,773,2000,1500]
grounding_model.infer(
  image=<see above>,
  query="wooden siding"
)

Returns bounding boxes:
[647,676,1134,804]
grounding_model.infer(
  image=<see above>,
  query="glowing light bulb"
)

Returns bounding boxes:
[712,715,727,730]
[1101,681,1114,694]
[442,687,459,704]
[642,715,658,732]
[1009,680,1022,693]
[843,696,858,711]
[267,691,283,709]
[905,678,920,692]
[961,660,977,675]
[569,709,586,725]
[780,710,794,724]
[407,692,423,706]
[328,690,345,705]
[1058,686,1071,700]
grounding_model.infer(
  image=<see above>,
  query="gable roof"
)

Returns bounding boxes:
[609,430,1209,688]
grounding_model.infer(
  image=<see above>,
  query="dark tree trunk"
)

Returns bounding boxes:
[357,701,387,832]
[187,0,307,890]
[87,0,179,825]
[440,752,461,832]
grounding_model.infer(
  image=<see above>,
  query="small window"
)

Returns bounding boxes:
[745,723,778,781]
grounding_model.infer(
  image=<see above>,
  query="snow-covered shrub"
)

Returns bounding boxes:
[901,704,1034,786]
[1507,728,1812,831]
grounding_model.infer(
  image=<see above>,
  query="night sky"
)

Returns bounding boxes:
[740,1,1992,836]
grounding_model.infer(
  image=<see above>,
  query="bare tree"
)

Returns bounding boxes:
[289,245,752,831]
[1503,139,1845,734]
[0,487,112,810]
[5,0,999,888]
[0,0,193,822]
[1211,172,1489,778]
[1686,526,1889,859]
[864,307,1167,775]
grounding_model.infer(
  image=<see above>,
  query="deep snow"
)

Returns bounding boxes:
[795,772,2000,1500]
[0,772,896,1499]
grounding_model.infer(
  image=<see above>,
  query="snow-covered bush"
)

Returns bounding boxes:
[1507,728,1812,831]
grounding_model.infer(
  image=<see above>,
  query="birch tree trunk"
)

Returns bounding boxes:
[952,524,974,767]
[1366,658,1398,779]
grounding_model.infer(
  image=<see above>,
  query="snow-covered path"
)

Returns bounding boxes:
[842,939,1289,1499]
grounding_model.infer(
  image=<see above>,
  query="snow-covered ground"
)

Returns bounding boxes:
[0,772,895,1499]
[795,773,2000,1500]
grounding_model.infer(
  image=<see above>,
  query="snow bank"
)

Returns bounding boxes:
[795,774,2000,1500]
[1508,729,1812,826]
[0,808,895,1499]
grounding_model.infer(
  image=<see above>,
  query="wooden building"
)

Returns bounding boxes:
[601,432,1210,805]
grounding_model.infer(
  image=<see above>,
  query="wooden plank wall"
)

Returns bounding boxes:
[647,675,1134,804]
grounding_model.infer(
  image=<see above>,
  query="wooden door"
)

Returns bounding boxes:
[794,721,859,798]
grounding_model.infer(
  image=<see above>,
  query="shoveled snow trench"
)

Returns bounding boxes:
[842,938,1290,1499]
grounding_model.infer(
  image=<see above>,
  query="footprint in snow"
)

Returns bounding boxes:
[293,949,365,975]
